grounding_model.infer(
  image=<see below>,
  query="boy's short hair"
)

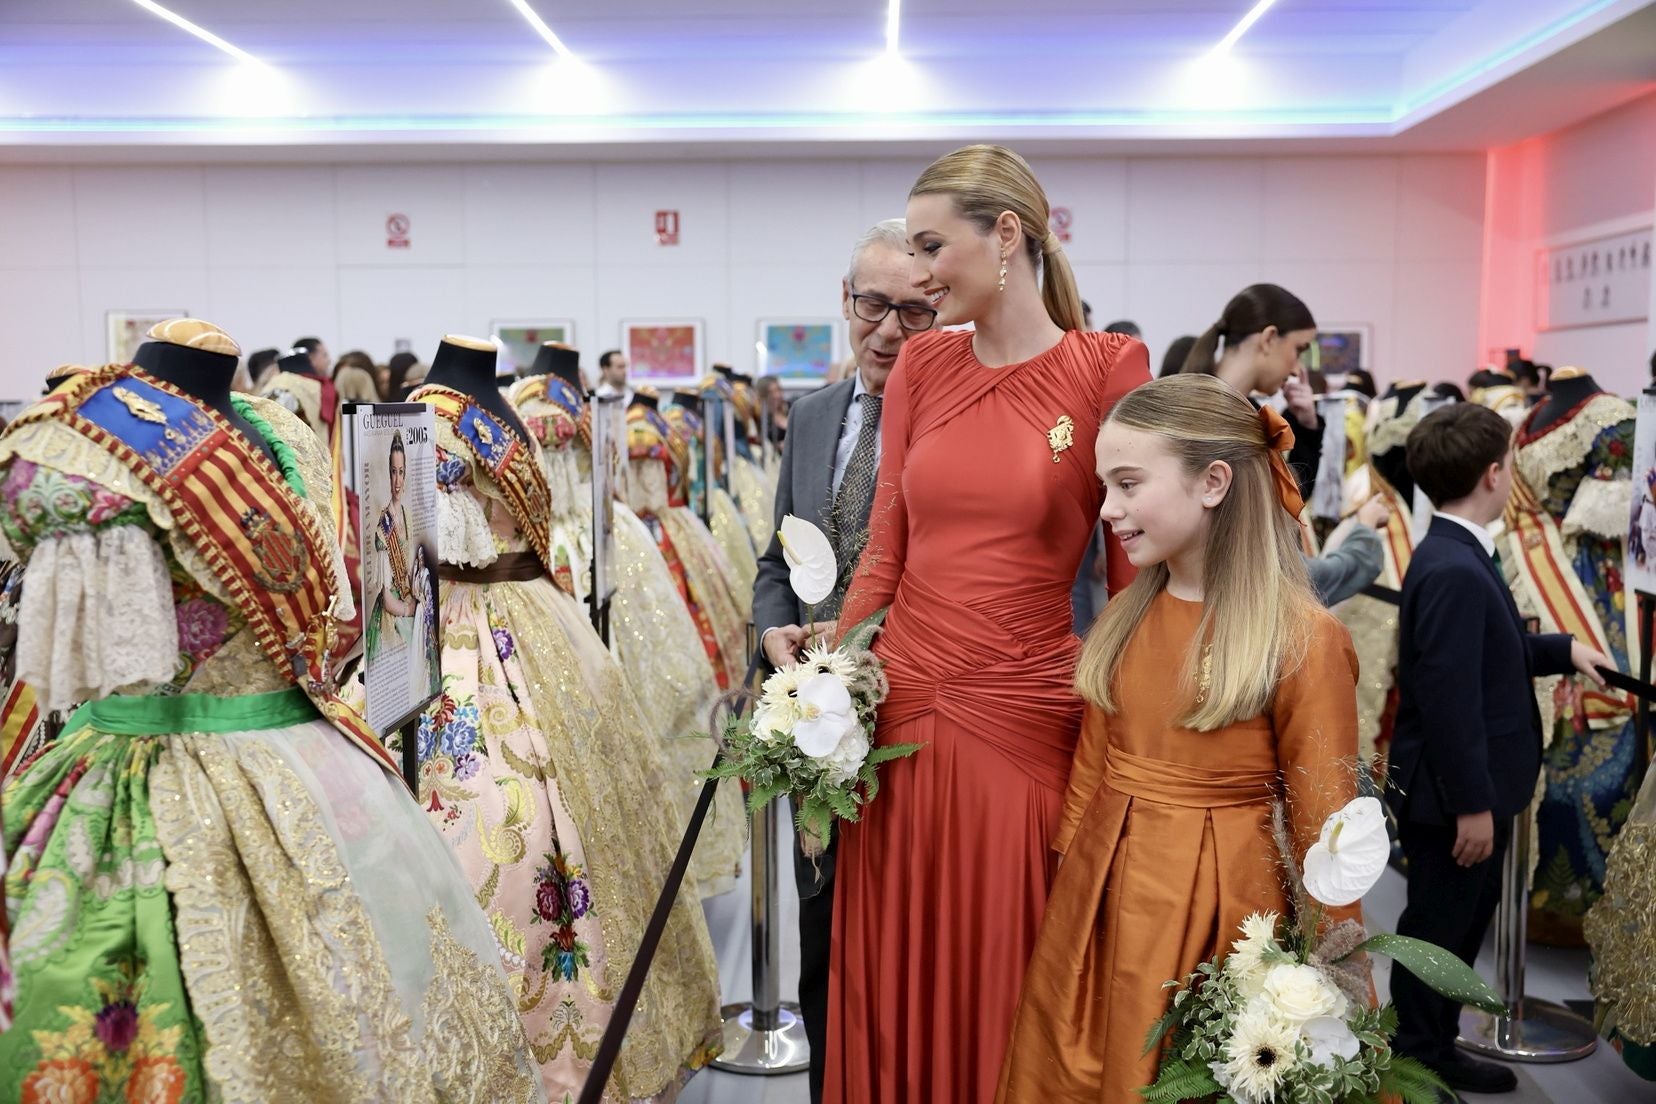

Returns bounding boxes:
[1406,403,1513,507]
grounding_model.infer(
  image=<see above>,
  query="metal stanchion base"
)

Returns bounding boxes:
[1457,999,1599,1063]
[709,1001,810,1075]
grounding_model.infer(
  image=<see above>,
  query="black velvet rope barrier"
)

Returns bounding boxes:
[575,648,764,1104]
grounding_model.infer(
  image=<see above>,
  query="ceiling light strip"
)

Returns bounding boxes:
[130,0,263,65]
[1211,0,1278,55]
[508,0,574,58]
[886,0,902,56]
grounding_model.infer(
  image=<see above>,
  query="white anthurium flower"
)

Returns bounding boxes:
[778,515,838,607]
[1302,795,1390,907]
[1300,1015,1361,1066]
[791,672,858,758]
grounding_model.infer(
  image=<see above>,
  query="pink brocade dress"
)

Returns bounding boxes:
[824,329,1151,1103]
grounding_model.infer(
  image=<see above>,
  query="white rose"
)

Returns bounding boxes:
[750,702,794,744]
[1261,963,1347,1024]
[1300,1015,1361,1066]
[819,727,870,785]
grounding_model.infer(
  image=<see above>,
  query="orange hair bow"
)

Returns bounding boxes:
[1257,405,1306,520]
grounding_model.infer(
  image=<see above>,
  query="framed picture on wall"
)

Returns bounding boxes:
[1533,227,1653,331]
[106,310,189,364]
[756,319,840,382]
[489,319,576,375]
[621,319,704,383]
[1307,325,1370,377]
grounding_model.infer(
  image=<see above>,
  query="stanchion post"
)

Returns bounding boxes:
[1457,799,1598,1062]
[711,627,809,1075]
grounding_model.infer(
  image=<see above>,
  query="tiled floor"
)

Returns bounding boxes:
[678,814,1656,1103]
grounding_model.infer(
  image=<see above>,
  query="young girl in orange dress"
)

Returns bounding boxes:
[997,373,1364,1102]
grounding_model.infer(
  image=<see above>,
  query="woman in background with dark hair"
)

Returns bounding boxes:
[1160,335,1196,378]
[1181,282,1322,500]
[385,351,421,400]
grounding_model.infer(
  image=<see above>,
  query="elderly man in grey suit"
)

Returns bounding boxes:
[753,217,937,1104]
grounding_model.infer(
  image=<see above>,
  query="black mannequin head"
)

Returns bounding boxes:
[276,349,311,378]
[714,364,737,382]
[671,390,703,417]
[133,319,241,408]
[1529,367,1601,433]
[130,318,277,464]
[529,343,583,392]
[630,391,660,411]
[423,334,531,439]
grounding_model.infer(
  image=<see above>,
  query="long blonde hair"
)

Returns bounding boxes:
[1076,374,1318,731]
[909,144,1086,333]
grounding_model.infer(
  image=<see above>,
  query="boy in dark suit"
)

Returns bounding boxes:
[1389,402,1610,1099]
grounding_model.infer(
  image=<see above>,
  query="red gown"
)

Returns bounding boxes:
[826,328,1150,1103]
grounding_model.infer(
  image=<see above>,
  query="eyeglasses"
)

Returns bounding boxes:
[849,292,938,332]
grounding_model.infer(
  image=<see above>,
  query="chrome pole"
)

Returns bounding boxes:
[710,795,809,1074]
[1457,803,1598,1062]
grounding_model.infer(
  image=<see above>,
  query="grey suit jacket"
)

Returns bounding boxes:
[754,377,858,644]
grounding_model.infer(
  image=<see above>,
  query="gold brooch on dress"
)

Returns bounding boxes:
[1047,414,1075,464]
[113,386,167,424]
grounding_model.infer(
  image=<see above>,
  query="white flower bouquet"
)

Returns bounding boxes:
[1142,796,1505,1104]
[705,516,921,848]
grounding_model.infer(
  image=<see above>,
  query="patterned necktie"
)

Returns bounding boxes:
[823,394,882,617]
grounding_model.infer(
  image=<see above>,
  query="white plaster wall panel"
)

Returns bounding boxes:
[1395,155,1486,262]
[1068,264,1131,333]
[463,265,599,350]
[1260,260,1396,372]
[204,167,337,268]
[729,263,857,375]
[203,266,341,357]
[73,167,207,269]
[1032,159,1130,264]
[1534,322,1647,396]
[1124,261,1265,367]
[0,167,78,267]
[463,164,597,267]
[596,263,730,372]
[0,269,82,398]
[334,166,465,266]
[337,266,467,364]
[857,159,928,231]
[594,162,729,269]
[1126,159,1264,264]
[727,161,864,269]
[1538,93,1656,234]
[1390,259,1482,383]
[75,267,212,365]
[1261,158,1399,263]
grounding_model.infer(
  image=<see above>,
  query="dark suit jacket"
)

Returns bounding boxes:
[1388,515,1575,826]
[754,376,857,642]
[753,375,858,897]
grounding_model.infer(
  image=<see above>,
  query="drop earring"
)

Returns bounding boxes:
[998,254,1008,292]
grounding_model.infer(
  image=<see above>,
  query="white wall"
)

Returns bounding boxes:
[0,152,1486,400]
[1481,92,1656,395]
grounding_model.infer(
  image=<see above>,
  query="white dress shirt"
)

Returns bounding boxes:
[1436,510,1496,558]
[831,367,883,495]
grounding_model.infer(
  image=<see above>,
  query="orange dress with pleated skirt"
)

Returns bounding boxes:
[995,591,1363,1103]
[825,328,1151,1104]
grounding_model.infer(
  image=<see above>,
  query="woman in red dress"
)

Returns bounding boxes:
[826,145,1151,1103]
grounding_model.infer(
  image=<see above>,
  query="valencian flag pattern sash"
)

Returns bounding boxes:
[8,366,399,776]
[418,386,559,583]
[1504,462,1632,727]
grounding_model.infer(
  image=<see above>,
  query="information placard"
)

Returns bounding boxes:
[345,403,441,736]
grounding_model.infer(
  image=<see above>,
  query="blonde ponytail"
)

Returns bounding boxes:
[911,144,1083,332]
